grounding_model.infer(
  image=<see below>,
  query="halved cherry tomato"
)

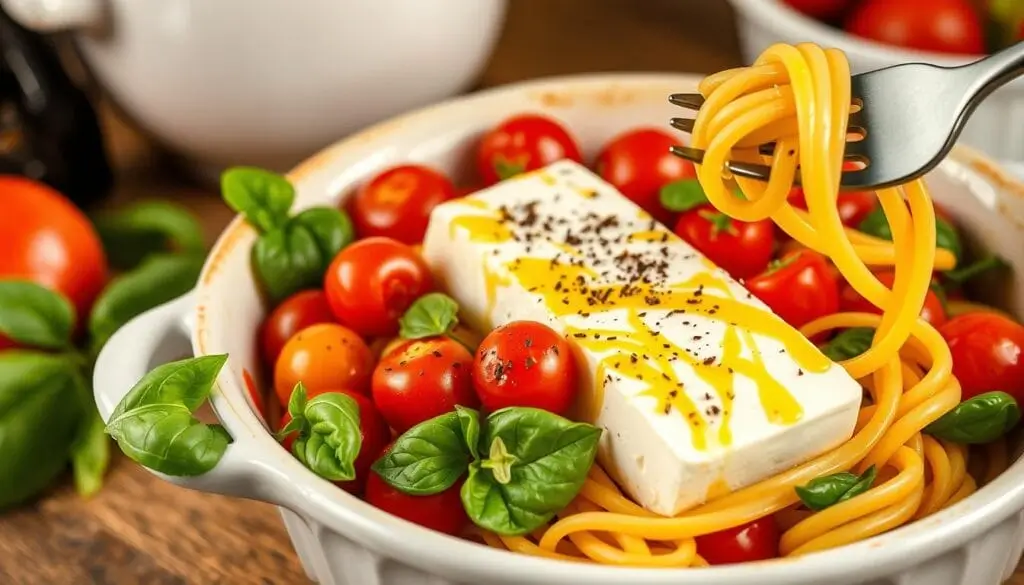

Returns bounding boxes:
[839,271,948,327]
[673,204,775,280]
[845,0,985,55]
[695,516,779,565]
[747,250,840,330]
[595,128,696,226]
[365,443,468,535]
[259,289,336,366]
[782,0,856,19]
[940,313,1024,402]
[349,165,457,244]
[472,321,578,415]
[324,237,433,338]
[278,388,390,494]
[273,323,375,406]
[477,114,582,186]
[372,337,478,433]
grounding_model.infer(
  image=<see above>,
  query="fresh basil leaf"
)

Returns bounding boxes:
[108,354,228,420]
[857,207,892,240]
[252,207,352,303]
[943,255,1009,285]
[221,167,295,233]
[71,402,111,498]
[935,218,963,263]
[372,411,472,495]
[292,207,355,258]
[292,392,362,481]
[93,201,205,270]
[0,280,75,349]
[275,381,309,440]
[659,179,709,212]
[820,328,875,362]
[461,407,602,536]
[399,293,459,339]
[0,351,84,508]
[925,391,1021,444]
[457,405,481,460]
[88,254,203,353]
[795,465,877,511]
[858,208,963,262]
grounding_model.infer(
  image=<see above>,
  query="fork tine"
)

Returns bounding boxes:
[669,145,705,164]
[668,93,705,110]
[670,117,695,133]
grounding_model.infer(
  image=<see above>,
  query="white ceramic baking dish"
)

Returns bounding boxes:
[93,73,1024,585]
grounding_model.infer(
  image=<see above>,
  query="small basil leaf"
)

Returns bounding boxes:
[462,407,602,536]
[943,255,1009,285]
[287,382,309,420]
[106,403,230,476]
[372,411,472,495]
[934,217,963,263]
[925,391,1021,444]
[252,207,351,303]
[820,328,875,362]
[857,207,892,240]
[0,351,84,508]
[221,167,295,233]
[292,392,362,481]
[108,355,228,420]
[71,388,111,498]
[0,280,75,349]
[659,179,709,212]
[795,465,876,511]
[456,405,481,460]
[92,201,205,270]
[292,207,355,259]
[858,208,963,262]
[88,253,204,354]
[399,293,459,339]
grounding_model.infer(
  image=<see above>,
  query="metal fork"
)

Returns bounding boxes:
[669,42,1024,190]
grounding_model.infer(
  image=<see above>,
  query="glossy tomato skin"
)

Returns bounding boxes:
[673,204,775,280]
[259,289,336,366]
[786,187,877,229]
[0,176,108,332]
[476,114,582,186]
[349,165,457,244]
[595,128,696,226]
[940,313,1024,402]
[695,517,779,565]
[472,321,578,415]
[839,271,948,327]
[747,250,840,330]
[782,0,855,19]
[845,0,984,55]
[324,237,433,338]
[365,443,468,535]
[372,337,478,433]
[273,323,375,406]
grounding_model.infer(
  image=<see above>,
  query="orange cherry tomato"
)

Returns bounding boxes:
[348,164,457,244]
[273,323,375,406]
[259,289,336,366]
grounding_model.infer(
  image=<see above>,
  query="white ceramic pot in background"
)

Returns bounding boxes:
[92,74,1024,585]
[0,0,507,172]
[728,0,1024,162]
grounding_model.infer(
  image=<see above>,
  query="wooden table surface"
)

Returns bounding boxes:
[0,1,1020,583]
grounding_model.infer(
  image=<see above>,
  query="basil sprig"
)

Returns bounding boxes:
[373,406,602,536]
[93,200,205,270]
[925,391,1021,444]
[795,465,877,511]
[660,179,709,213]
[858,207,963,263]
[221,167,354,303]
[0,281,75,349]
[398,292,475,352]
[279,383,362,481]
[820,327,875,362]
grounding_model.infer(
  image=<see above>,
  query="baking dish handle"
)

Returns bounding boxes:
[93,291,276,500]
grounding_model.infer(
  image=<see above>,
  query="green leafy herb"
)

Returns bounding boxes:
[0,281,75,349]
[943,255,1009,286]
[93,201,205,270]
[925,391,1021,444]
[399,293,460,339]
[371,409,475,495]
[659,179,709,213]
[105,355,232,476]
[494,156,527,181]
[457,405,481,460]
[820,328,875,362]
[285,382,363,481]
[858,208,963,262]
[221,167,295,233]
[71,403,111,498]
[795,465,877,511]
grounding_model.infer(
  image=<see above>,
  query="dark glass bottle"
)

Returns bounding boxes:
[0,8,112,208]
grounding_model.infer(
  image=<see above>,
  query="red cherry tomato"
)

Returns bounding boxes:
[324,237,433,338]
[747,250,840,330]
[242,368,267,421]
[372,337,478,433]
[845,0,985,55]
[348,165,457,244]
[673,204,775,280]
[476,114,582,186]
[595,128,697,226]
[940,313,1024,402]
[695,517,779,565]
[365,443,468,535]
[0,176,108,346]
[472,321,578,415]
[278,388,390,494]
[836,192,879,228]
[273,323,375,406]
[782,0,856,19]
[259,289,336,366]
[839,271,948,327]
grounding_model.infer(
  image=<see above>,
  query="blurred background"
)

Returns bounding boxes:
[0,0,1020,583]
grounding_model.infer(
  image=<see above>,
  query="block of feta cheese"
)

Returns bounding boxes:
[421,160,862,516]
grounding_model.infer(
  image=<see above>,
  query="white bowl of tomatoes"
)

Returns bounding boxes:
[728,0,1024,161]
[93,73,1024,585]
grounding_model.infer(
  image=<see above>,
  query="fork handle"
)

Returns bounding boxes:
[963,41,1024,105]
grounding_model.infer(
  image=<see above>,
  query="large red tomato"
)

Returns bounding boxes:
[940,313,1024,402]
[782,0,856,20]
[845,0,985,55]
